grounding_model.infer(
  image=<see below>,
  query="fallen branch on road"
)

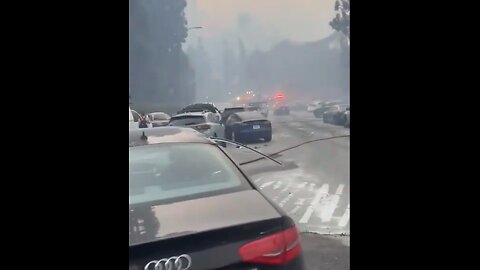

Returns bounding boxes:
[239,135,350,166]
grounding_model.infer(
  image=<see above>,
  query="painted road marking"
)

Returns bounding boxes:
[299,184,329,223]
[319,194,340,223]
[297,182,308,189]
[273,181,283,190]
[338,203,350,227]
[254,177,264,183]
[281,183,292,192]
[289,205,301,215]
[259,181,274,190]
[335,184,345,195]
[295,198,306,206]
[278,193,294,207]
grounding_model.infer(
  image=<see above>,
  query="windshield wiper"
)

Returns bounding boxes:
[210,137,283,166]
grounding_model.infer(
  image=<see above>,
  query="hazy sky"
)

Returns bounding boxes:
[185,0,336,50]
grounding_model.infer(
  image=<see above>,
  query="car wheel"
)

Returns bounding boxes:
[264,133,272,142]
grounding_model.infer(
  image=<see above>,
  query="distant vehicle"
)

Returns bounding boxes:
[323,104,349,125]
[221,106,246,124]
[148,112,171,127]
[169,112,224,138]
[344,107,350,128]
[307,100,324,112]
[225,111,272,142]
[291,101,308,111]
[246,101,269,117]
[178,102,222,122]
[273,103,290,115]
[129,127,305,270]
[313,100,343,117]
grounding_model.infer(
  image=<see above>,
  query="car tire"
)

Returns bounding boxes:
[264,133,272,142]
[225,128,231,139]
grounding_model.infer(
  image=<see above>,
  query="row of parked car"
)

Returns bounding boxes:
[129,102,274,143]
[307,100,350,128]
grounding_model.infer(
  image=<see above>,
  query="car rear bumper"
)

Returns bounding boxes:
[238,129,271,140]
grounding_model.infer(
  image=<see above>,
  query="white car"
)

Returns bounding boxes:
[307,100,324,112]
[344,108,350,128]
[148,112,171,127]
[129,107,139,129]
[168,112,224,138]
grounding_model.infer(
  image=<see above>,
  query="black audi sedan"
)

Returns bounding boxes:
[129,127,304,270]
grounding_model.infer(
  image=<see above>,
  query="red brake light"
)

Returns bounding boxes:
[239,226,301,265]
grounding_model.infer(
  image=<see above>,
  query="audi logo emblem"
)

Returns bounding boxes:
[144,254,192,270]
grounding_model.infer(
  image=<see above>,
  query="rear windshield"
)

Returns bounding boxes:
[224,108,245,113]
[129,143,250,205]
[180,104,217,113]
[169,116,205,126]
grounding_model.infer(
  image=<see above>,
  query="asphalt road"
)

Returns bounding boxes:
[224,109,350,270]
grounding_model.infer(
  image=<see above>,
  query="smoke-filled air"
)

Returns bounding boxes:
[129,0,350,113]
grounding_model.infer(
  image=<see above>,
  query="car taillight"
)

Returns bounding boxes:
[239,226,301,265]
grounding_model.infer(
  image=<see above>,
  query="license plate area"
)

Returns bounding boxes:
[252,125,260,129]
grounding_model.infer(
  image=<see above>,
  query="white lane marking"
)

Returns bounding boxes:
[254,177,264,183]
[289,205,301,215]
[338,204,350,227]
[259,181,274,190]
[297,182,308,189]
[335,184,345,195]
[295,198,306,206]
[281,183,292,192]
[273,181,283,190]
[299,184,329,223]
[309,183,316,192]
[278,193,294,207]
[272,196,279,202]
[319,194,340,223]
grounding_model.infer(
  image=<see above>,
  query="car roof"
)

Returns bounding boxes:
[171,112,207,118]
[129,127,214,146]
[180,103,218,111]
[233,111,267,121]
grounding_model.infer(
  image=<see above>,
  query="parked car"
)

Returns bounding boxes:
[129,127,305,270]
[273,103,290,115]
[323,104,349,125]
[178,102,222,122]
[313,100,343,118]
[344,107,350,128]
[246,101,269,117]
[129,106,137,129]
[225,111,272,142]
[221,106,246,124]
[307,100,324,112]
[148,112,171,127]
[168,112,224,138]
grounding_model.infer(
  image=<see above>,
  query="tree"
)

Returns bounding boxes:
[129,0,193,112]
[329,0,350,39]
